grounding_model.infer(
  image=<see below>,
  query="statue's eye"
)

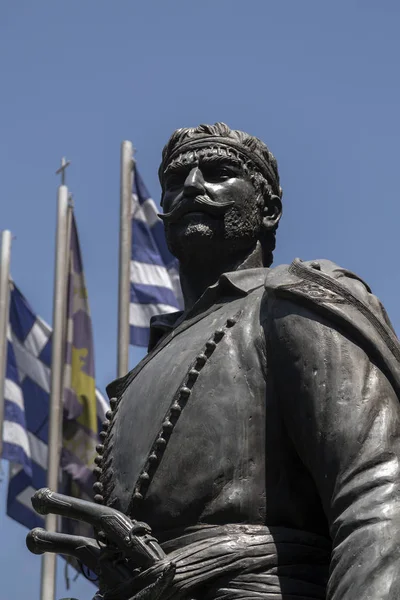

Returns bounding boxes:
[165,173,183,189]
[204,166,232,182]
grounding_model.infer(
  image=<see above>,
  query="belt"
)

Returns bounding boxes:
[159,524,331,600]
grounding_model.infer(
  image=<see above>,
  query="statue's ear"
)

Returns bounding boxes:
[262,194,282,232]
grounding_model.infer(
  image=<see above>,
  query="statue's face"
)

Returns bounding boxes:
[161,151,263,263]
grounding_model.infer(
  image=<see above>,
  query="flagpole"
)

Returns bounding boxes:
[40,160,70,600]
[0,230,12,458]
[117,141,134,378]
[61,197,73,388]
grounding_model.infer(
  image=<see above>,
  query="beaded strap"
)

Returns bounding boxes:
[92,311,241,512]
[93,396,119,505]
[127,312,241,517]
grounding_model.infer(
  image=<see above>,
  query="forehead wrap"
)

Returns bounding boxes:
[160,136,281,197]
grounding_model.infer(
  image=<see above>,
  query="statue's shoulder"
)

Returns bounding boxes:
[264,258,400,395]
[265,257,393,326]
[265,257,371,299]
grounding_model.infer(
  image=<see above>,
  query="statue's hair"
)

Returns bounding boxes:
[159,122,282,267]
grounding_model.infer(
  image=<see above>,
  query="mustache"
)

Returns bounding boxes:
[158,195,235,224]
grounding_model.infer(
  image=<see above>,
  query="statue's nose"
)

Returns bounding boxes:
[183,167,205,196]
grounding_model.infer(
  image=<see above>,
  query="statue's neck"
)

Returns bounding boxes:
[179,242,263,312]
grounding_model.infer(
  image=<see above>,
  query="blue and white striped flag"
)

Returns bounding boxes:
[130,168,183,347]
[2,282,108,530]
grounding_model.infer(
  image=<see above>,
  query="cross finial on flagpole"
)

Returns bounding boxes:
[55,157,71,185]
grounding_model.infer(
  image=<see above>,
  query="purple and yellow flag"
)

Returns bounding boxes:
[62,214,100,493]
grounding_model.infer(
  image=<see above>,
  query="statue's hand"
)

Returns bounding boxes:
[26,488,175,600]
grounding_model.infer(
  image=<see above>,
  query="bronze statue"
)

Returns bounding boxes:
[27,123,400,599]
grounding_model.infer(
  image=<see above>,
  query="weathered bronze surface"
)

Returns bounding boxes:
[28,123,400,599]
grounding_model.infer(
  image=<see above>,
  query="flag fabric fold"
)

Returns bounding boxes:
[2,213,108,533]
[130,168,183,347]
[2,322,31,477]
[63,214,101,490]
[5,285,53,529]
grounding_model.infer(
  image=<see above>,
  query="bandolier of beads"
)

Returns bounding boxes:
[92,396,119,505]
[127,312,241,517]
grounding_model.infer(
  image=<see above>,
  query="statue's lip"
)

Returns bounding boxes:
[176,207,224,223]
[182,208,217,217]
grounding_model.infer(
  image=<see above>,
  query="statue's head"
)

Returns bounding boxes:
[159,122,282,267]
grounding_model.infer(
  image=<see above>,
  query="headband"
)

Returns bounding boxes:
[161,136,280,196]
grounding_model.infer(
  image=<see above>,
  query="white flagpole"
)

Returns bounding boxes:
[0,230,12,458]
[117,141,134,378]
[40,159,70,600]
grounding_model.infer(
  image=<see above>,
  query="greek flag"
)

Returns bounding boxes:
[3,283,108,531]
[130,168,183,347]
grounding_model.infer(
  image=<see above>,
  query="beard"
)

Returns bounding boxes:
[165,205,263,266]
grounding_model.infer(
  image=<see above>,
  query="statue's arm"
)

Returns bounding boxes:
[266,294,400,600]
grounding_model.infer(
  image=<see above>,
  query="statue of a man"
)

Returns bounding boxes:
[28,123,400,600]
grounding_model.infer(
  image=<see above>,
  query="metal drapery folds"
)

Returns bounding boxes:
[130,168,183,347]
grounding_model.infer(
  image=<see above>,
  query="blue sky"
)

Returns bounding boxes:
[1,1,400,598]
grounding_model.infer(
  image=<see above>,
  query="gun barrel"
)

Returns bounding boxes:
[31,488,166,568]
[26,528,101,574]
[32,488,133,533]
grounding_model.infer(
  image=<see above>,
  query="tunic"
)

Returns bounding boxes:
[102,259,400,600]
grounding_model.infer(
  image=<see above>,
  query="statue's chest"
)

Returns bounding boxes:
[101,293,267,523]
